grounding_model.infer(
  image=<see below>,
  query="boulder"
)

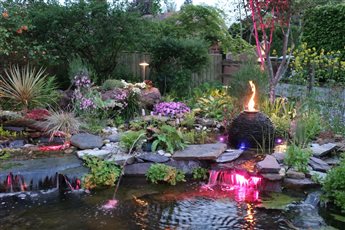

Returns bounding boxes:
[166,159,205,174]
[261,173,283,181]
[310,143,337,157]
[323,156,341,166]
[173,143,227,160]
[107,133,121,142]
[283,178,318,190]
[272,152,285,164]
[256,155,281,173]
[140,87,161,109]
[286,169,305,179]
[216,149,244,163]
[136,153,170,163]
[308,157,331,172]
[77,149,111,159]
[71,133,103,149]
[106,154,135,165]
[124,162,153,176]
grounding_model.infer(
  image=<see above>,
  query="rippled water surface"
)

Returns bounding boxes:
[0,178,311,230]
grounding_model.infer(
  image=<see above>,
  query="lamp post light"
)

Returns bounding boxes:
[139,62,149,81]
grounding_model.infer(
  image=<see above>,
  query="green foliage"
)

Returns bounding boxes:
[163,5,252,53]
[323,161,345,212]
[0,126,17,139]
[119,130,146,153]
[182,130,208,144]
[192,167,208,180]
[150,37,209,96]
[284,144,312,173]
[146,163,185,185]
[102,79,125,91]
[291,43,345,86]
[0,65,58,110]
[193,89,234,121]
[303,4,345,54]
[68,55,97,84]
[82,156,121,190]
[151,125,187,154]
[0,149,11,160]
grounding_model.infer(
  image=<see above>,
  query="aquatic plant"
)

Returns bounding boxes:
[146,163,185,186]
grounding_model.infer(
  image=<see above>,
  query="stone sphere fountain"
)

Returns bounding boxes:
[228,81,275,149]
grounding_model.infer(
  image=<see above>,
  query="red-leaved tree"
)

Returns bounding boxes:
[247,0,293,102]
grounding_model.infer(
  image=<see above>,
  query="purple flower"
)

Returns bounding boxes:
[80,97,96,110]
[153,102,190,118]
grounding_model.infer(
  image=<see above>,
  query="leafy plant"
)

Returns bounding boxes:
[0,126,18,139]
[146,163,185,185]
[42,110,81,140]
[192,167,209,180]
[151,125,187,154]
[182,130,208,145]
[323,160,345,212]
[284,144,312,173]
[0,65,58,111]
[82,156,121,190]
[119,130,146,153]
[102,79,125,91]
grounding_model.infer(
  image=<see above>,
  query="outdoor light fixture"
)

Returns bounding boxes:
[139,61,149,81]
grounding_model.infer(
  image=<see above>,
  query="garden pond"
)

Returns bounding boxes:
[0,177,343,230]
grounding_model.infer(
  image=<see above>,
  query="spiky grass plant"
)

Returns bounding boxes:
[0,65,58,111]
[43,110,81,141]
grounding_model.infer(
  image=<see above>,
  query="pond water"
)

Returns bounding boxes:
[1,177,338,230]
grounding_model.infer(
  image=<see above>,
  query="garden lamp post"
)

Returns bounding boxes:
[139,62,149,81]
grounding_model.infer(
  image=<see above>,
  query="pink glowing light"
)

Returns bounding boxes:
[102,199,118,210]
[38,141,70,152]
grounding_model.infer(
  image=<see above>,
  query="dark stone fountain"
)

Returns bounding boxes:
[228,110,275,149]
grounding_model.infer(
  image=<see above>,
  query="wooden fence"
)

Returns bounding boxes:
[116,52,223,86]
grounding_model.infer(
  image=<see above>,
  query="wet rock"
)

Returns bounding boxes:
[37,137,64,144]
[262,180,282,192]
[71,133,103,149]
[256,155,281,173]
[216,149,244,163]
[136,153,170,163]
[272,152,285,164]
[286,169,305,179]
[157,150,165,156]
[101,142,123,153]
[173,143,227,160]
[308,157,331,172]
[124,162,153,176]
[324,156,341,166]
[310,143,337,157]
[107,154,135,165]
[9,140,26,148]
[309,171,327,182]
[196,118,217,127]
[107,133,121,142]
[283,178,318,189]
[164,153,172,157]
[166,159,205,174]
[261,173,283,181]
[76,149,111,159]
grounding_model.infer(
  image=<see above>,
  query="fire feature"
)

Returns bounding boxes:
[228,81,275,149]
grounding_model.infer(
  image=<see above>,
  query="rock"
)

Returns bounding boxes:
[164,153,172,157]
[286,169,305,179]
[196,118,216,127]
[107,133,121,142]
[107,154,135,165]
[256,155,281,173]
[71,133,103,149]
[140,87,161,110]
[166,159,205,175]
[37,137,64,144]
[283,178,318,189]
[64,148,75,154]
[324,156,341,166]
[309,171,327,182]
[101,142,123,153]
[279,167,286,177]
[272,152,285,164]
[261,173,283,181]
[136,153,170,163]
[308,157,331,172]
[3,126,25,132]
[76,149,111,159]
[9,140,26,148]
[310,143,337,157]
[216,149,244,163]
[157,150,165,155]
[124,162,153,176]
[102,126,118,135]
[173,143,227,160]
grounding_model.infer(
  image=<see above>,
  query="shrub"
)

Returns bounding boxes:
[146,163,185,185]
[153,102,190,118]
[323,161,345,212]
[119,130,146,153]
[82,156,121,190]
[284,144,312,173]
[102,79,125,91]
[0,65,58,111]
[192,167,208,180]
[151,125,187,154]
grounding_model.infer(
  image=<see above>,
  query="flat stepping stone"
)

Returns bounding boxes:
[261,173,283,181]
[256,155,281,173]
[310,143,337,157]
[71,133,103,149]
[137,153,170,163]
[216,149,244,163]
[272,152,285,164]
[286,168,305,179]
[173,143,227,160]
[77,149,111,159]
[283,178,318,189]
[308,157,331,172]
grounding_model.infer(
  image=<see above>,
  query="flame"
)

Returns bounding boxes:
[247,81,256,111]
